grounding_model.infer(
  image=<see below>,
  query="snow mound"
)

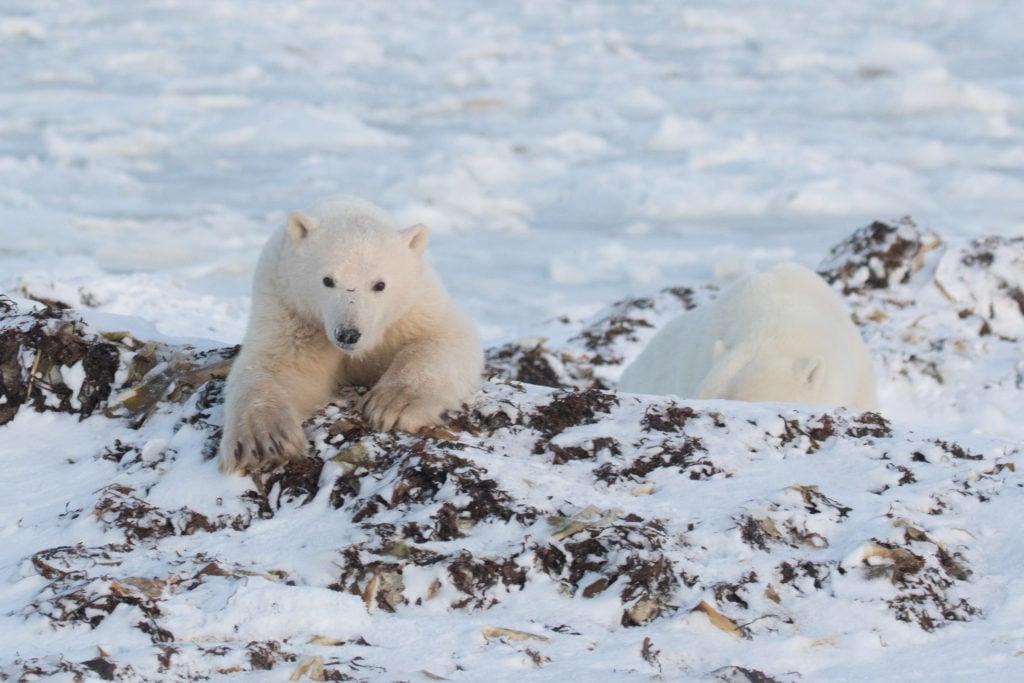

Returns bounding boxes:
[1,220,1023,681]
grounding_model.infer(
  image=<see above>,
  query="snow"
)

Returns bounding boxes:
[1,1,1023,681]
[4,0,1024,342]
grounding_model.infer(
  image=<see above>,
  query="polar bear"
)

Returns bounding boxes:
[617,262,876,410]
[218,197,483,474]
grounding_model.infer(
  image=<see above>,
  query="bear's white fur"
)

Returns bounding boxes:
[618,262,876,410]
[218,197,483,474]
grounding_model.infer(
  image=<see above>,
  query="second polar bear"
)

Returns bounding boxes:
[218,197,483,474]
[618,262,876,410]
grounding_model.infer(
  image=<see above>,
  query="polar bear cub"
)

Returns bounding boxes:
[618,262,876,410]
[218,197,483,474]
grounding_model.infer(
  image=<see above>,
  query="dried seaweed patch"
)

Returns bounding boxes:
[530,388,618,438]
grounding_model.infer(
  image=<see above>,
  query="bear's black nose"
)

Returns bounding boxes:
[334,327,361,346]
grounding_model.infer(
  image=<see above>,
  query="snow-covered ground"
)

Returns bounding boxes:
[3,0,1024,342]
[1,2,1023,681]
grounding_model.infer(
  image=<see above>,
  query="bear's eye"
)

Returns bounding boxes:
[322,276,335,288]
[372,281,386,292]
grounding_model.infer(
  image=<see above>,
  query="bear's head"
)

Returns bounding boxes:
[697,342,838,407]
[696,339,864,409]
[280,199,429,355]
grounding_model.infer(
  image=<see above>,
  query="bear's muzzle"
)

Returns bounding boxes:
[334,326,362,348]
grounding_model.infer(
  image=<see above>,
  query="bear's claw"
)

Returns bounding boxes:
[360,383,444,434]
[218,403,308,475]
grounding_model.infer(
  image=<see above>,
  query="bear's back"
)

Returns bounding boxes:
[618,261,876,410]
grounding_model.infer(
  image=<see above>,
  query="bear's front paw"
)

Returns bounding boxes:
[360,384,444,433]
[218,403,308,475]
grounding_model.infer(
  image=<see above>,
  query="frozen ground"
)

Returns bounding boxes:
[1,1,1023,681]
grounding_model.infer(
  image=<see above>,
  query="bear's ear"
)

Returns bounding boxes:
[401,223,430,256]
[796,356,824,387]
[286,212,320,241]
